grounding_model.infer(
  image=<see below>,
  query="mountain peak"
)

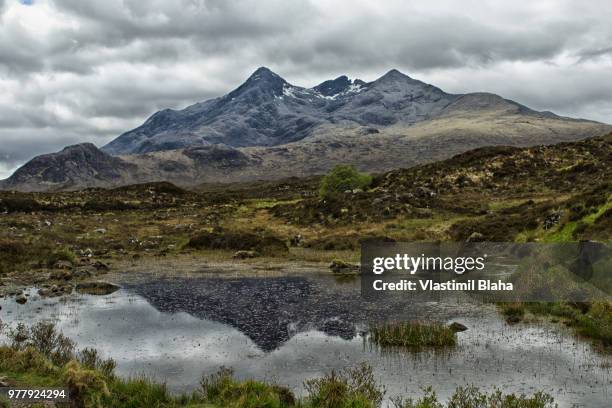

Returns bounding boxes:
[246,67,283,83]
[374,69,414,83]
[313,75,351,96]
[61,142,99,153]
[228,66,288,99]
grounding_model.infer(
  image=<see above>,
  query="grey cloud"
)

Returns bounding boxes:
[1,0,612,177]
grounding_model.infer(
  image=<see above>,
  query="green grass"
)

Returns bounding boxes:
[499,303,526,323]
[497,301,612,351]
[369,322,456,349]
[540,196,612,242]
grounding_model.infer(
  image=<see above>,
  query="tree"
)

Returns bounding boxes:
[319,165,372,198]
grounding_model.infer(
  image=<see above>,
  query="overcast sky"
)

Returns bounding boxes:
[1,0,612,178]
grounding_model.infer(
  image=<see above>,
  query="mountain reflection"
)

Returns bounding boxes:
[124,275,367,351]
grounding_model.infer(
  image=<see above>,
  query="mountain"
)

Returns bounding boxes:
[101,68,458,155]
[2,68,611,191]
[0,143,137,191]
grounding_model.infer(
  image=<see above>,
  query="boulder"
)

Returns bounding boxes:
[449,322,468,332]
[15,294,27,304]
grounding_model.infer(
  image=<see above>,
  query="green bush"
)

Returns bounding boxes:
[7,322,75,366]
[319,165,372,198]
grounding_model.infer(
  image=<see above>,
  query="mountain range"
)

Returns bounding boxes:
[2,67,610,191]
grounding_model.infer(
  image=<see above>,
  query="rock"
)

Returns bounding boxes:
[38,288,51,297]
[94,228,107,234]
[0,376,9,387]
[50,269,73,280]
[449,322,468,332]
[72,269,95,279]
[233,250,259,259]
[466,232,485,242]
[415,186,436,198]
[53,260,73,270]
[289,234,304,247]
[506,315,521,324]
[92,261,110,271]
[15,294,27,304]
[543,212,562,230]
[329,259,360,274]
[76,281,120,295]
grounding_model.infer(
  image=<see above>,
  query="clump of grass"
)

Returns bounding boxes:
[200,366,296,407]
[392,385,556,408]
[103,375,178,407]
[78,348,117,378]
[499,303,526,323]
[46,247,77,267]
[63,360,110,407]
[303,363,384,408]
[370,322,456,349]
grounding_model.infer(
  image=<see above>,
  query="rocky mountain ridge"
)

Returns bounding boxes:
[2,68,611,192]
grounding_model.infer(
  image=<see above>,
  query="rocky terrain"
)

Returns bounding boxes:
[1,133,610,285]
[1,68,611,192]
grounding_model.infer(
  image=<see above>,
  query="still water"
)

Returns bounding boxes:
[1,273,610,407]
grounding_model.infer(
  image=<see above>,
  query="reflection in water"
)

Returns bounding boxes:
[124,274,478,351]
[0,273,610,407]
[126,276,355,351]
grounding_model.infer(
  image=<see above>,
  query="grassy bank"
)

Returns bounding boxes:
[0,323,557,408]
[499,301,612,352]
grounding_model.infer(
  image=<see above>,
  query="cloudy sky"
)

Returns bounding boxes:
[1,0,612,178]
